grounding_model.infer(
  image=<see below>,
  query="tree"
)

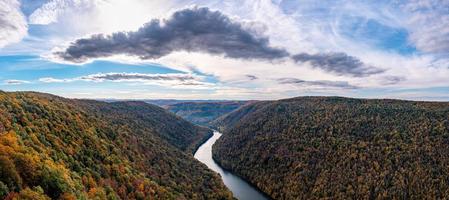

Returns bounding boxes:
[0,156,22,191]
[15,187,51,200]
[0,181,9,199]
[39,167,69,199]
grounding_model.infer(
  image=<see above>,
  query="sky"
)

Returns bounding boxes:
[0,0,448,100]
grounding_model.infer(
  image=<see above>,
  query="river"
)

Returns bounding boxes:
[194,131,269,200]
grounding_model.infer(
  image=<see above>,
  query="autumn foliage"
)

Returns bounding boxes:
[213,96,449,199]
[0,91,232,199]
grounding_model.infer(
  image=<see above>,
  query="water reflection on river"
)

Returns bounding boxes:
[194,131,269,200]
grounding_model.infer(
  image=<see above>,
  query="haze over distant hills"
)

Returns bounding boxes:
[165,101,251,126]
[100,99,251,127]
[100,99,235,107]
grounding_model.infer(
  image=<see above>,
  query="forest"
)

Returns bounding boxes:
[213,96,449,199]
[165,101,248,126]
[0,91,233,199]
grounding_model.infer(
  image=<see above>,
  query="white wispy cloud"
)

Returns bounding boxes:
[4,79,31,85]
[28,0,100,25]
[38,77,72,83]
[0,0,27,48]
[28,0,179,34]
[400,0,449,55]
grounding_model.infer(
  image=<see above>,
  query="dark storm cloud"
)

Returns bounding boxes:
[292,52,384,77]
[55,7,289,63]
[277,78,358,89]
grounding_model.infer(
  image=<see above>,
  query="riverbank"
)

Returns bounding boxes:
[194,131,270,200]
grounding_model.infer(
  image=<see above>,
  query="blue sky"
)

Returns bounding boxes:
[0,0,448,100]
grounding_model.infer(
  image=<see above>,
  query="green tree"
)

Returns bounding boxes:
[0,181,9,199]
[40,167,69,199]
[0,156,22,191]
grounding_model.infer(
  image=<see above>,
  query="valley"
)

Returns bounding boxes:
[1,93,448,200]
[1,2,448,199]
[163,101,249,126]
[194,131,269,200]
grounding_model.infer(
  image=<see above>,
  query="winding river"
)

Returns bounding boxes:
[194,131,269,200]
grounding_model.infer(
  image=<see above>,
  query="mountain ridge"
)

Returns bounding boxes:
[213,96,449,199]
[165,101,250,127]
[0,91,233,199]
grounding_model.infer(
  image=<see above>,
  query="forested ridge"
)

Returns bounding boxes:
[213,96,449,199]
[76,100,212,153]
[165,101,248,126]
[0,91,233,199]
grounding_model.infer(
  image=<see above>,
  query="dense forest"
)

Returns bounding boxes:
[165,101,248,126]
[213,96,449,199]
[0,91,233,199]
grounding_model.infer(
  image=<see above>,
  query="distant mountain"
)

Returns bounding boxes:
[99,99,250,127]
[166,101,250,126]
[213,96,449,199]
[146,100,234,107]
[211,101,261,131]
[99,99,233,107]
[0,91,233,199]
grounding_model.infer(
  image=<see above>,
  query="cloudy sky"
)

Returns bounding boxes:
[0,0,448,100]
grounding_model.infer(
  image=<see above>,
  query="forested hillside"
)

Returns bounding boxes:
[75,100,212,153]
[0,91,233,199]
[213,97,449,199]
[166,101,248,126]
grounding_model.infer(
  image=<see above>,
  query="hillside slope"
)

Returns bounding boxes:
[213,96,449,199]
[76,100,212,153]
[166,101,248,126]
[0,91,233,199]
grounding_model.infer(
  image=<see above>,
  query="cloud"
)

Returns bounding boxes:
[4,79,31,85]
[382,76,406,85]
[79,72,198,83]
[54,7,288,63]
[292,52,384,77]
[0,0,27,48]
[246,74,258,80]
[277,77,358,89]
[28,0,99,25]
[38,77,72,83]
[39,72,212,87]
[400,0,449,54]
[8,1,449,100]
[28,0,176,34]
